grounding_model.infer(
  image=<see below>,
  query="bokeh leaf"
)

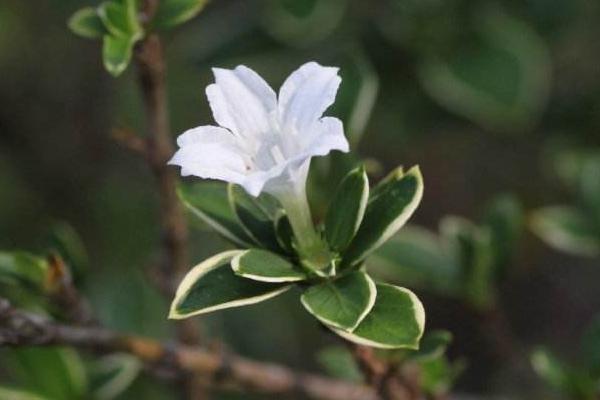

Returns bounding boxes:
[90,354,142,400]
[68,7,108,39]
[418,8,550,131]
[316,346,363,382]
[153,0,208,29]
[6,347,87,400]
[530,206,600,257]
[0,251,48,290]
[368,226,460,295]
[0,386,50,400]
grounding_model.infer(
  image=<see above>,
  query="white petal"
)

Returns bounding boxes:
[303,117,349,156]
[205,66,277,139]
[278,61,341,132]
[169,126,248,185]
[175,125,236,147]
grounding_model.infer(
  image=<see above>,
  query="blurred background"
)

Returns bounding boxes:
[1,0,599,398]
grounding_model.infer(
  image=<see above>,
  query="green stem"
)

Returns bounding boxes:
[275,186,331,275]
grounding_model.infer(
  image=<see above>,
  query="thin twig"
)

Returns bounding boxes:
[0,299,378,400]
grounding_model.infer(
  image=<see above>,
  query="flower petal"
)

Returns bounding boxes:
[169,126,248,185]
[304,117,349,156]
[206,66,277,140]
[278,61,341,133]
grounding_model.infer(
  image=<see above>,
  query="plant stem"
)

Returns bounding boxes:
[275,185,331,274]
[0,298,379,400]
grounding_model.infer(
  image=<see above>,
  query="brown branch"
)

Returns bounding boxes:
[0,299,378,400]
[45,253,95,326]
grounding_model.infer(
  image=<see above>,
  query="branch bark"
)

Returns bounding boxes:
[0,299,378,400]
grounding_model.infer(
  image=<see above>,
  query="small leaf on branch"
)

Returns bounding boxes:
[102,34,136,77]
[153,0,209,29]
[90,354,141,400]
[68,7,108,39]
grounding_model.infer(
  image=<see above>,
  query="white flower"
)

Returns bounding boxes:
[169,61,349,197]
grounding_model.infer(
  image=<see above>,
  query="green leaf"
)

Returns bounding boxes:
[331,283,425,349]
[368,226,460,295]
[228,184,282,251]
[331,50,379,146]
[420,357,466,396]
[274,211,294,254]
[231,249,307,283]
[98,0,142,38]
[440,216,495,309]
[153,0,208,29]
[531,347,571,392]
[262,0,347,46]
[0,387,49,400]
[343,166,424,268]
[0,251,48,289]
[45,222,89,280]
[90,354,141,400]
[325,166,369,253]
[102,34,136,77]
[68,7,108,39]
[301,271,376,331]
[169,250,291,319]
[6,347,87,400]
[530,206,600,257]
[407,330,453,362]
[483,194,523,275]
[417,9,550,131]
[178,182,254,247]
[316,346,363,382]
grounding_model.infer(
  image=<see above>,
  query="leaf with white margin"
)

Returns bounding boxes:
[90,354,141,400]
[325,165,369,253]
[68,7,108,39]
[330,283,425,349]
[153,0,208,29]
[169,250,291,319]
[530,206,600,257]
[228,184,282,251]
[301,271,376,331]
[342,166,424,268]
[232,249,307,283]
[178,182,255,247]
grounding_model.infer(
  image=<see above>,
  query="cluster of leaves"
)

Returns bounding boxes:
[171,165,426,349]
[317,330,465,397]
[532,316,600,400]
[0,350,140,400]
[0,225,141,400]
[368,195,523,310]
[530,149,600,257]
[68,0,207,76]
